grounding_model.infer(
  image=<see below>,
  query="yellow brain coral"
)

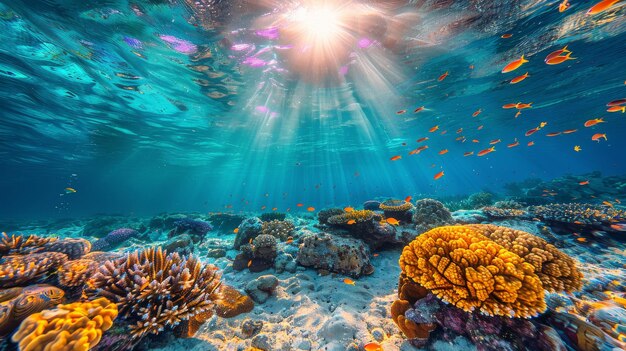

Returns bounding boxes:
[12,297,118,351]
[399,225,547,318]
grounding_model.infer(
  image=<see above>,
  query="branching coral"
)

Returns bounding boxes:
[482,207,527,219]
[11,297,118,351]
[0,284,65,336]
[0,252,68,288]
[86,247,222,339]
[0,233,56,255]
[260,220,295,241]
[327,210,382,225]
[58,259,98,288]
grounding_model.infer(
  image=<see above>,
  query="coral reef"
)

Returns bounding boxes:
[41,237,91,259]
[83,216,146,238]
[296,233,374,277]
[259,212,286,222]
[327,210,382,225]
[530,203,626,237]
[252,234,278,261]
[317,208,345,225]
[379,199,414,222]
[482,206,527,219]
[234,217,263,249]
[12,297,118,351]
[207,213,246,231]
[86,247,222,339]
[245,275,279,304]
[92,228,139,251]
[260,220,295,241]
[0,284,65,336]
[58,258,98,288]
[493,200,524,209]
[0,233,55,255]
[168,218,213,242]
[233,234,278,273]
[412,198,453,234]
[0,252,67,288]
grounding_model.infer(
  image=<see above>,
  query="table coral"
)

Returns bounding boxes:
[86,247,222,340]
[11,297,118,351]
[0,252,68,288]
[379,199,414,222]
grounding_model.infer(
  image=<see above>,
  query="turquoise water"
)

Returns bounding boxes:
[0,0,625,218]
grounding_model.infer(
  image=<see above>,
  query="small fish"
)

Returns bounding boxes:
[528,141,535,146]
[456,128,463,134]
[490,139,501,145]
[579,180,590,185]
[390,155,402,161]
[405,196,412,203]
[413,106,425,113]
[607,98,626,106]
[363,342,384,351]
[386,218,400,225]
[546,132,562,137]
[234,228,239,233]
[502,103,518,109]
[347,219,356,225]
[434,170,445,180]
[510,72,529,84]
[249,238,254,244]
[464,151,474,156]
[525,128,540,136]
[545,52,575,65]
[477,125,484,130]
[396,109,407,115]
[438,71,449,81]
[417,137,429,143]
[603,201,613,207]
[343,278,356,285]
[64,187,77,193]
[477,146,496,157]
[429,125,439,133]
[296,203,304,207]
[545,46,571,62]
[577,237,587,243]
[515,111,522,118]
[507,140,520,148]
[607,106,626,113]
[439,149,449,155]
[574,145,581,152]
[307,206,316,211]
[516,102,533,109]
[373,253,380,257]
[472,109,482,117]
[471,139,479,143]
[540,122,548,128]
[247,260,253,267]
[272,207,278,211]
[559,0,570,12]
[261,206,266,210]
[286,237,294,244]
[587,0,620,15]
[501,33,513,38]
[610,223,626,231]
[615,198,621,204]
[344,207,354,212]
[563,129,578,134]
[591,133,607,142]
[502,55,529,73]
[401,142,407,146]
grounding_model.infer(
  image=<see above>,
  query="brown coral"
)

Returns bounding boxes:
[260,220,295,241]
[391,274,435,343]
[482,207,527,219]
[327,210,382,225]
[58,259,98,287]
[12,297,117,351]
[0,284,65,336]
[465,224,582,293]
[42,238,91,259]
[0,252,68,288]
[380,199,414,222]
[399,225,546,318]
[83,251,123,263]
[86,247,222,339]
[0,233,56,255]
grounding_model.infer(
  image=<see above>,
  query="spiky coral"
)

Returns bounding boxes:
[12,297,117,351]
[86,247,222,339]
[327,210,382,225]
[0,233,56,255]
[482,207,527,219]
[0,252,67,288]
[399,225,582,318]
[58,258,98,287]
[42,238,91,259]
[260,220,295,241]
[0,284,65,336]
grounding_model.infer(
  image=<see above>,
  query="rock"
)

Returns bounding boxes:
[245,275,279,304]
[207,248,226,258]
[234,217,263,249]
[274,253,297,273]
[253,234,277,261]
[241,319,263,339]
[208,213,246,232]
[162,234,194,256]
[251,333,273,351]
[371,327,386,342]
[296,233,374,278]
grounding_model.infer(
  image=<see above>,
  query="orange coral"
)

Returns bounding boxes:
[0,285,65,336]
[391,274,435,342]
[0,252,68,288]
[399,225,546,318]
[327,210,382,225]
[0,233,56,255]
[380,199,414,213]
[11,297,117,351]
[58,259,98,287]
[466,224,582,293]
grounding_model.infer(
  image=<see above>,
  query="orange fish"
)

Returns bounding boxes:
[490,139,501,145]
[429,125,439,133]
[502,55,529,73]
[546,52,575,65]
[296,203,304,207]
[584,118,605,127]
[286,237,294,244]
[396,109,406,115]
[472,109,482,117]
[607,98,626,106]
[510,72,529,84]
[525,128,540,136]
[386,218,400,226]
[501,33,513,38]
[502,103,518,109]
[405,196,412,203]
[343,278,356,285]
[516,102,533,109]
[261,206,266,210]
[610,224,626,231]
[464,151,474,156]
[272,207,278,211]
[247,260,253,267]
[591,133,607,142]
[545,46,570,62]
[344,207,354,212]
[469,65,474,69]
[417,137,429,143]
[471,139,479,143]
[577,237,587,243]
[477,146,496,156]
[603,201,613,207]
[372,253,379,257]
[234,228,239,233]
[363,342,384,351]
[307,206,315,211]
[587,0,620,15]
[434,170,445,180]
[439,149,449,155]
[546,132,562,137]
[559,0,570,12]
[456,136,465,141]
[413,106,425,113]
[579,180,589,185]
[515,111,522,118]
[477,125,484,130]
[390,155,402,161]
[347,219,356,225]
[456,128,463,134]
[562,129,578,134]
[607,106,626,113]
[615,198,621,204]
[438,71,449,81]
[528,141,535,146]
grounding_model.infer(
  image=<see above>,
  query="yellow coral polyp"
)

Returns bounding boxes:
[12,297,118,351]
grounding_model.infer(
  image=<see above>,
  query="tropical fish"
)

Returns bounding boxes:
[545,46,570,62]
[64,187,77,193]
[261,206,266,210]
[574,145,581,152]
[464,151,474,156]
[472,109,482,117]
[603,201,613,207]
[296,203,304,207]
[396,109,407,115]
[502,103,518,109]
[510,72,529,84]
[607,98,626,106]
[559,0,571,12]
[516,102,533,109]
[307,206,316,211]
[344,207,354,212]
[434,171,445,180]
[546,132,562,137]
[347,219,356,225]
[489,139,501,145]
[385,218,399,226]
[477,146,496,156]
[472,139,480,143]
[363,342,384,351]
[390,155,402,161]
[579,180,590,185]
[607,106,626,113]
[286,237,294,244]
[405,196,412,203]
[545,52,575,65]
[343,278,356,285]
[528,141,535,146]
[610,223,626,231]
[272,207,278,211]
[508,140,520,148]
[525,128,540,136]
[429,125,439,132]
[416,137,429,143]
[413,106,425,113]
[234,228,239,233]
[456,128,463,134]
[587,0,620,15]
[591,133,607,142]
[438,71,449,81]
[563,129,578,134]
[502,55,528,73]
[501,33,513,38]
[439,149,449,155]
[584,118,605,127]
[515,111,522,118]
[247,260,253,267]
[577,237,587,243]
[477,125,484,130]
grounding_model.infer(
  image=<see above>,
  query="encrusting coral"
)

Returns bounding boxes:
[260,220,295,241]
[327,210,382,225]
[482,206,527,219]
[0,252,68,288]
[398,225,582,319]
[412,198,453,233]
[86,247,222,339]
[58,258,99,288]
[11,297,118,351]
[0,284,65,336]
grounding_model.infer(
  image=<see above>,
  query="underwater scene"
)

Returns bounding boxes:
[1,0,626,350]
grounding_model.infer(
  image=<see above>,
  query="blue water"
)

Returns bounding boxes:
[0,0,625,219]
